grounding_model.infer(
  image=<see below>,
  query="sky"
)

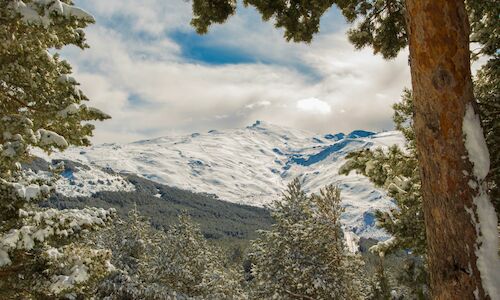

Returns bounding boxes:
[66,0,412,143]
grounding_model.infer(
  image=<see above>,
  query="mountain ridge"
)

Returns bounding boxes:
[33,122,405,240]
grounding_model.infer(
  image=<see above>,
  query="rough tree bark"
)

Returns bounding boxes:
[405,1,492,299]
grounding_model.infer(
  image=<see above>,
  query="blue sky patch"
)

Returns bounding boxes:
[170,30,257,65]
[169,30,323,81]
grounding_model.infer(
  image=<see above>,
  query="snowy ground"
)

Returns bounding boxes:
[54,166,135,197]
[37,121,406,240]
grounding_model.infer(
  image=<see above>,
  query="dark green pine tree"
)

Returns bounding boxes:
[153,214,245,299]
[249,179,366,300]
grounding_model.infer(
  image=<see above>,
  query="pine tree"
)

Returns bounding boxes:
[0,1,114,297]
[153,214,245,299]
[96,209,245,299]
[95,206,177,300]
[105,206,159,280]
[249,179,365,300]
[401,3,497,297]
[368,258,392,300]
[397,258,429,300]
[188,1,499,298]
[341,77,499,256]
[340,90,425,255]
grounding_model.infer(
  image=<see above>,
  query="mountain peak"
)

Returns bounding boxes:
[247,120,268,129]
[39,125,405,240]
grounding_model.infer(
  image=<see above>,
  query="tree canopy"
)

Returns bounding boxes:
[0,1,114,297]
[191,0,498,59]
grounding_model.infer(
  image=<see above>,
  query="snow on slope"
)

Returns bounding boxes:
[55,165,135,197]
[40,121,406,240]
[23,157,136,198]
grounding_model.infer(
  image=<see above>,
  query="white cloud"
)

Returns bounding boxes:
[77,0,192,35]
[245,100,271,109]
[64,1,411,143]
[296,98,331,115]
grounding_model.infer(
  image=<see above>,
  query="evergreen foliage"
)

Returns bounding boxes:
[340,90,425,256]
[43,173,274,243]
[367,256,429,300]
[0,1,113,297]
[103,206,160,285]
[97,210,245,300]
[154,214,245,299]
[340,63,498,296]
[95,206,178,299]
[340,65,499,257]
[396,258,429,300]
[368,258,392,300]
[467,0,500,59]
[191,0,236,34]
[190,0,495,59]
[249,179,366,300]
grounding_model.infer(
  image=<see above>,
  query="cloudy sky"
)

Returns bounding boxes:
[67,0,412,143]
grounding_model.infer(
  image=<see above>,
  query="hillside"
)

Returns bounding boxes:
[26,158,273,242]
[33,121,406,241]
[45,174,273,241]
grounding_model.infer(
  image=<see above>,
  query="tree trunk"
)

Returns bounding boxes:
[404,1,497,299]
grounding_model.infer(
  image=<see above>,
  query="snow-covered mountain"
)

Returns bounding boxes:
[36,121,406,240]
